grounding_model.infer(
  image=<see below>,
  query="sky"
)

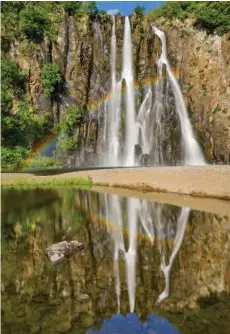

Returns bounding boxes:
[96,1,164,16]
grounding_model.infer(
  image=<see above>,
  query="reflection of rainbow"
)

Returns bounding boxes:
[22,72,179,170]
[83,210,175,245]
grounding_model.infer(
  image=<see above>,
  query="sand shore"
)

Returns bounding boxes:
[2,166,230,200]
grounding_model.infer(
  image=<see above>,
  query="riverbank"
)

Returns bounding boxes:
[2,166,230,199]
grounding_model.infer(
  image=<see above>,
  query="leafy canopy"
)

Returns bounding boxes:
[19,4,51,42]
[134,6,145,18]
[148,1,230,35]
[41,63,62,97]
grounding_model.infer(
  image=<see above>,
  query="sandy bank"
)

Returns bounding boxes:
[2,166,230,200]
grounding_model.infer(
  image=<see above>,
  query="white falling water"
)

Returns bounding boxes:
[136,87,153,155]
[103,20,206,166]
[152,26,206,165]
[105,17,122,166]
[122,17,137,166]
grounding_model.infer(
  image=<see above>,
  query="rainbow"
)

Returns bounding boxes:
[22,72,180,170]
[21,133,59,171]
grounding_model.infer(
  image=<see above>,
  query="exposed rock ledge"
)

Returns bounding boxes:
[2,166,230,200]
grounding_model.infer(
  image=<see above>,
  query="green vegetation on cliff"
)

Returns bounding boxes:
[1,1,106,170]
[1,56,50,170]
[41,63,62,97]
[149,1,230,35]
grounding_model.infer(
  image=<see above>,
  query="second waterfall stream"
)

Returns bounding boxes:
[103,16,205,166]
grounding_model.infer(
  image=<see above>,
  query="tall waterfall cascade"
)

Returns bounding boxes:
[103,17,206,166]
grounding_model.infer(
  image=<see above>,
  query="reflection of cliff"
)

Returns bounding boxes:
[1,189,230,333]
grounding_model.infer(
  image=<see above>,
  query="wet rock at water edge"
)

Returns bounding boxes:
[45,240,85,265]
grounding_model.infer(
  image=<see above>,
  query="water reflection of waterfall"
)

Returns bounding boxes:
[103,17,205,166]
[85,191,190,313]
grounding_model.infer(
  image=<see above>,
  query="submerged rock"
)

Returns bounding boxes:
[45,240,85,265]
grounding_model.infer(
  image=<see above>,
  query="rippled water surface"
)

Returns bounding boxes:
[2,188,230,333]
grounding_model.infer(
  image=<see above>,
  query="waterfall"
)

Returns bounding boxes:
[103,20,205,167]
[122,17,137,166]
[105,16,122,166]
[136,87,153,156]
[152,26,206,165]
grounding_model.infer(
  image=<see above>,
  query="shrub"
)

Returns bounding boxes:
[19,5,51,42]
[1,57,26,94]
[58,136,79,154]
[41,63,62,97]
[1,146,29,170]
[57,104,84,134]
[85,1,99,16]
[27,156,62,169]
[194,2,230,35]
[62,1,83,15]
[148,1,230,36]
[134,6,145,18]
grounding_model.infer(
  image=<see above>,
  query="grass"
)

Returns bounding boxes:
[1,176,93,189]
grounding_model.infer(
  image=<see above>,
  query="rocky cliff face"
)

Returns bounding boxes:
[8,14,230,165]
[159,18,230,164]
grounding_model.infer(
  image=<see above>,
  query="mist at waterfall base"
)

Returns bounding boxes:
[103,17,206,167]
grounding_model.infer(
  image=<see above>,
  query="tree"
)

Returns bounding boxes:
[62,1,83,15]
[19,4,51,42]
[134,6,145,18]
[57,104,84,135]
[86,1,99,16]
[41,63,62,97]
[1,56,26,95]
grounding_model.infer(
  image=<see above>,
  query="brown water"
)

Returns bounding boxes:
[1,188,230,333]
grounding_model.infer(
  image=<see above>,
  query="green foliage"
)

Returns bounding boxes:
[58,136,79,154]
[1,56,26,95]
[194,2,230,35]
[2,99,48,148]
[1,1,25,42]
[19,4,51,42]
[25,156,62,169]
[212,104,222,115]
[149,2,185,21]
[57,104,84,134]
[54,104,83,155]
[62,1,83,15]
[2,176,93,189]
[132,20,139,30]
[134,5,145,18]
[1,146,29,170]
[85,1,99,16]
[187,84,194,91]
[41,63,62,97]
[148,1,230,35]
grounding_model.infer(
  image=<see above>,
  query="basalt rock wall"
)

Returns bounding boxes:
[8,14,230,165]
